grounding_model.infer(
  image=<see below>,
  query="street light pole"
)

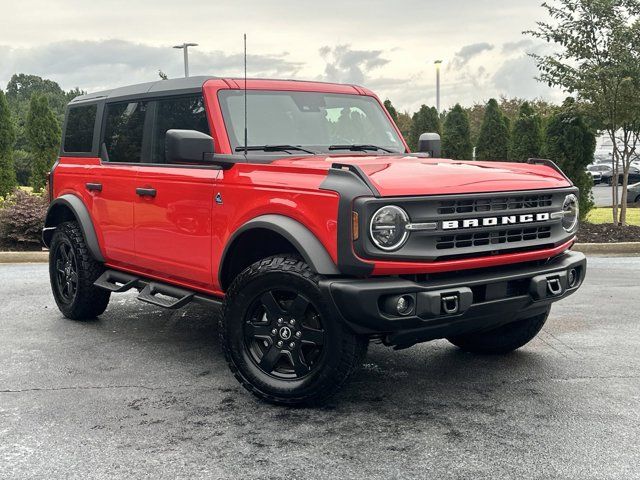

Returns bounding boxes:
[434,60,443,113]
[173,43,198,77]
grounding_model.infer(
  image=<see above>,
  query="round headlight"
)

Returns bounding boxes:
[562,194,579,232]
[369,205,410,251]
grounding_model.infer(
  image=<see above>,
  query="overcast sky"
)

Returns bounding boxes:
[0,0,565,112]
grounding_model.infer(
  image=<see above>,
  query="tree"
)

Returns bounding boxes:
[395,111,412,145]
[543,98,596,219]
[383,99,398,124]
[408,105,441,151]
[527,0,640,225]
[5,74,83,151]
[475,98,510,161]
[509,101,544,162]
[26,94,60,192]
[442,104,473,160]
[0,91,17,197]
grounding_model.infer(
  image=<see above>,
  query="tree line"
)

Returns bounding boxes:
[0,74,80,197]
[384,96,596,218]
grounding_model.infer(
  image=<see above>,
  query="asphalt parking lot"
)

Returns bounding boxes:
[592,184,623,207]
[1,257,639,479]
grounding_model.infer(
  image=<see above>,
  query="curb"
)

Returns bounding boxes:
[572,242,640,255]
[0,251,49,263]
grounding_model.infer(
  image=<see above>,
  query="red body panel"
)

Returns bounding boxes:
[52,78,574,297]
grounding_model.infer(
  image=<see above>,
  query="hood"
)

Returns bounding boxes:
[273,155,571,197]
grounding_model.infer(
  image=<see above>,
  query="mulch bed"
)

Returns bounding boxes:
[0,241,44,252]
[578,222,640,243]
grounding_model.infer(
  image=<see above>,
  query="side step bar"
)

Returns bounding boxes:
[94,269,222,309]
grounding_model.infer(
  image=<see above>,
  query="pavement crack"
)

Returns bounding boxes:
[0,384,192,393]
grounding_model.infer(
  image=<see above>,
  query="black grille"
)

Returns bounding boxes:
[437,194,553,215]
[436,226,552,250]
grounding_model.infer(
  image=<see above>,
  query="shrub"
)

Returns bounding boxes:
[0,188,48,250]
[476,98,510,161]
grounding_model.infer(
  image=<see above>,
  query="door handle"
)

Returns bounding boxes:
[136,187,157,198]
[86,182,102,192]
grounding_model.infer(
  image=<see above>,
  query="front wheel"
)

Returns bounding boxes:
[220,255,367,405]
[447,309,550,354]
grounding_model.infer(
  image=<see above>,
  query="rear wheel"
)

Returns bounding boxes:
[447,309,550,354]
[49,221,110,320]
[221,255,367,405]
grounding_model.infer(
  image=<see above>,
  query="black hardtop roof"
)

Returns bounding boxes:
[68,76,216,106]
[67,76,363,108]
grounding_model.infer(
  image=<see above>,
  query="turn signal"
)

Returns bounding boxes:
[352,211,359,240]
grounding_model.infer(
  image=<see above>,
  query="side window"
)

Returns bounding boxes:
[63,105,97,153]
[103,101,147,163]
[150,95,209,164]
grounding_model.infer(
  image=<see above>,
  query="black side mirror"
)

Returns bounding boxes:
[418,133,441,157]
[166,129,215,164]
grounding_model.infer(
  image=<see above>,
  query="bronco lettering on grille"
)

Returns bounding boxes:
[441,212,551,230]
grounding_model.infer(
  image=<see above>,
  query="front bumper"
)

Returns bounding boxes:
[321,250,586,348]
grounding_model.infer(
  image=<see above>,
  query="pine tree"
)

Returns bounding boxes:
[383,99,398,124]
[543,98,596,219]
[408,105,441,151]
[0,90,17,198]
[509,101,544,162]
[26,94,60,192]
[442,104,473,160]
[475,98,510,161]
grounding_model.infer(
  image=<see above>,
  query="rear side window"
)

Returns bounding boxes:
[150,95,209,164]
[103,101,147,163]
[63,105,97,153]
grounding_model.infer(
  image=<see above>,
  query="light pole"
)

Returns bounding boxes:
[173,43,198,77]
[434,60,443,113]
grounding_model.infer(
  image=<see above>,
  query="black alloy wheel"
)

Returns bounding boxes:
[221,255,368,405]
[243,289,325,380]
[53,240,79,304]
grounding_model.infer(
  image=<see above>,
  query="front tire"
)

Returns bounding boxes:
[49,221,111,320]
[447,309,550,354]
[220,255,367,405]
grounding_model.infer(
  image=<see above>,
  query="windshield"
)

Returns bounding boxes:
[218,90,405,154]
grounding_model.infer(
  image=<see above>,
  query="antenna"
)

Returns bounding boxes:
[243,33,248,157]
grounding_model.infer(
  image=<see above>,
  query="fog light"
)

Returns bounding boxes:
[568,268,578,288]
[396,296,413,315]
[382,294,415,317]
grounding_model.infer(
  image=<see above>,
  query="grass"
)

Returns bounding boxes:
[586,207,640,226]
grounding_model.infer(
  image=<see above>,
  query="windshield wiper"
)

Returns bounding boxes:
[328,144,396,153]
[235,145,317,154]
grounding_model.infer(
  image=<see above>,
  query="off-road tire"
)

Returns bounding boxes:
[220,255,368,406]
[49,221,110,320]
[447,309,550,354]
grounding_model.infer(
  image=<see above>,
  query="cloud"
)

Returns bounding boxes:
[0,39,303,93]
[448,42,494,70]
[501,39,533,54]
[491,53,562,101]
[318,45,389,85]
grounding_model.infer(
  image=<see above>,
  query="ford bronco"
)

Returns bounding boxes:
[43,76,586,405]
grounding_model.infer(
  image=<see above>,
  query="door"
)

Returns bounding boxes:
[133,94,217,288]
[90,100,148,265]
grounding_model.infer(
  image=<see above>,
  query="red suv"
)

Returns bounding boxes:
[43,77,585,405]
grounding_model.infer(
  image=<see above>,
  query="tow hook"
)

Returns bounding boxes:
[530,272,568,300]
[546,277,563,296]
[441,294,460,314]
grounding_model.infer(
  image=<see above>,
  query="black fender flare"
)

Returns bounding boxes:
[219,214,340,285]
[42,194,105,262]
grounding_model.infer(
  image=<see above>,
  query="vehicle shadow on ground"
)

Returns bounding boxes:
[94,295,555,413]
